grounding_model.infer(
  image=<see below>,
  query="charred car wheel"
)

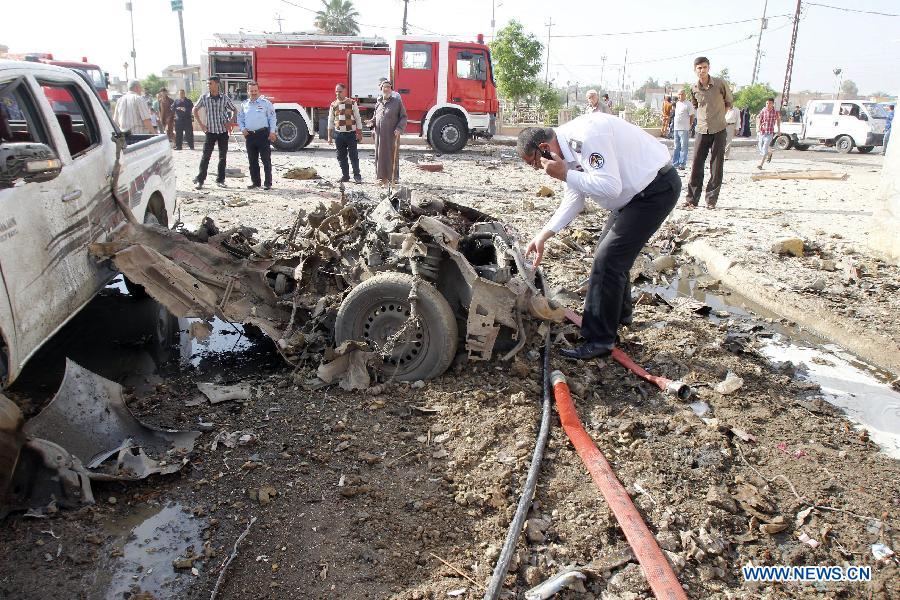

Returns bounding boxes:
[334,272,458,381]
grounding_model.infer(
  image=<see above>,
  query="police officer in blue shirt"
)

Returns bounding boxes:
[237,81,277,189]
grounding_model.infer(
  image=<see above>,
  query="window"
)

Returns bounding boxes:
[0,78,50,146]
[37,81,100,157]
[455,52,486,81]
[863,103,888,119]
[839,103,859,117]
[813,103,834,115]
[75,68,107,90]
[402,44,432,70]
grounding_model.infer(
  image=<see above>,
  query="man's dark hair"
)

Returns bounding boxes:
[517,127,556,157]
[335,83,346,90]
[602,93,609,99]
[208,75,220,82]
[693,56,710,67]
[248,80,259,88]
[160,87,168,93]
[890,105,895,110]
[766,97,775,103]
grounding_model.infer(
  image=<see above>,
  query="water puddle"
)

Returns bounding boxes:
[100,502,205,599]
[640,271,900,458]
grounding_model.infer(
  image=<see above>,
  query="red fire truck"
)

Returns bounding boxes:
[202,32,498,153]
[7,53,110,107]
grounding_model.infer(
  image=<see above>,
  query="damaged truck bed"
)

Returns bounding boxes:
[90,188,564,385]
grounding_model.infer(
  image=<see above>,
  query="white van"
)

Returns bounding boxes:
[777,99,887,153]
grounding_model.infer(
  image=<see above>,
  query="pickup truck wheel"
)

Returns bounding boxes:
[428,114,469,154]
[835,135,854,154]
[334,272,458,382]
[794,143,810,151]
[273,112,309,151]
[774,134,793,151]
[857,146,874,154]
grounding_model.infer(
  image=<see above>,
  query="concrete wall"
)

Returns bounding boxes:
[869,100,898,264]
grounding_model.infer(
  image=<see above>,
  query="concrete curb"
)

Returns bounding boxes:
[682,239,900,376]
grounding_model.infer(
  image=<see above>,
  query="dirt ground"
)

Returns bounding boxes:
[1,139,898,600]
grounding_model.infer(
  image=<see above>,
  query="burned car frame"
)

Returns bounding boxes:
[89,187,563,383]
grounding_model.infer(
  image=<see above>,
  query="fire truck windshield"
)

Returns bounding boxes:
[75,68,107,90]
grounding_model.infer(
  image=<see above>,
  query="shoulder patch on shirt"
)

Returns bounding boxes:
[589,152,605,169]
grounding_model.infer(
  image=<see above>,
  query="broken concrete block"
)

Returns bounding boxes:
[536,186,555,197]
[771,237,804,257]
[650,255,678,273]
[416,162,443,172]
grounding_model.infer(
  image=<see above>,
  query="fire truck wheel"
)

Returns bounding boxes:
[334,272,458,382]
[429,114,469,154]
[273,112,309,151]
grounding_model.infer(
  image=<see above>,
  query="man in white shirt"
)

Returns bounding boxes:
[672,90,695,170]
[518,113,680,360]
[586,89,611,114]
[724,105,741,159]
[113,80,152,134]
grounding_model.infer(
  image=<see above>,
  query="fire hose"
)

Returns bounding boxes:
[551,370,688,600]
[563,308,692,400]
[482,326,552,600]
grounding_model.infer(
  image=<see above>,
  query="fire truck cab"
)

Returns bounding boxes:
[202,32,497,153]
[7,53,110,107]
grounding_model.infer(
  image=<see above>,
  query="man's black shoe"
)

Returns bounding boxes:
[263,185,271,190]
[339,175,351,183]
[353,174,362,184]
[559,342,613,361]
[195,182,204,190]
[247,184,260,189]
[216,181,227,188]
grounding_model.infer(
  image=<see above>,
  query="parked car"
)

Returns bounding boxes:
[0,60,176,387]
[776,99,886,153]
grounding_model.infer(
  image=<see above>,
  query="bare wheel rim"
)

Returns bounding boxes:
[361,299,428,373]
[278,122,297,143]
[440,123,461,145]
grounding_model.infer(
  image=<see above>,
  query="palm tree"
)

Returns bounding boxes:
[314,0,360,35]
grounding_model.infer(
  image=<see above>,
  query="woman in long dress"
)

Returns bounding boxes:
[371,81,407,185]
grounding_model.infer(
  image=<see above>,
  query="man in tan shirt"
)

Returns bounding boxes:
[683,56,733,209]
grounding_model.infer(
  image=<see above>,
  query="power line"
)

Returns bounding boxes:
[279,0,403,31]
[549,14,790,38]
[805,2,900,17]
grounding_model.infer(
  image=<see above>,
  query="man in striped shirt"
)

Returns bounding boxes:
[192,76,236,189]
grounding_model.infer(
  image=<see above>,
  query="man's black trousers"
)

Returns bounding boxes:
[175,120,194,149]
[196,132,229,184]
[581,167,681,347]
[685,129,726,206]
[334,131,361,178]
[245,129,273,187]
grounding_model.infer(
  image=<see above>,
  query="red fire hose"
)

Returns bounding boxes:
[563,308,692,400]
[552,370,688,600]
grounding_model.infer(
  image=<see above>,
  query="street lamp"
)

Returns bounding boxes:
[126,1,137,79]
[123,62,129,82]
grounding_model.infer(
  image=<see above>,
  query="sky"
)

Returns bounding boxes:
[4,0,898,95]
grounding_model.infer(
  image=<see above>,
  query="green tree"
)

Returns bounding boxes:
[537,85,562,125]
[141,74,166,96]
[490,20,543,104]
[840,79,859,98]
[634,77,660,101]
[734,82,779,114]
[716,68,733,87]
[314,0,360,35]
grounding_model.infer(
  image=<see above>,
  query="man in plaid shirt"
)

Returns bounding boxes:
[192,76,236,189]
[756,97,780,170]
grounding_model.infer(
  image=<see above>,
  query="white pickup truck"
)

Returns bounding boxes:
[0,60,176,387]
[775,99,887,154]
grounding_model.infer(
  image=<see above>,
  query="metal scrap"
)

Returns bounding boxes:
[23,359,199,481]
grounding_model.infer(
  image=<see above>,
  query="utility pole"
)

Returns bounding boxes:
[751,0,769,84]
[600,55,607,90]
[491,0,496,39]
[544,18,554,86]
[621,48,628,104]
[126,1,137,79]
[171,1,187,67]
[402,0,409,35]
[275,13,284,33]
[780,0,802,111]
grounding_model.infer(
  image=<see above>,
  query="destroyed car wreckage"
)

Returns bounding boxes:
[89,187,565,385]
